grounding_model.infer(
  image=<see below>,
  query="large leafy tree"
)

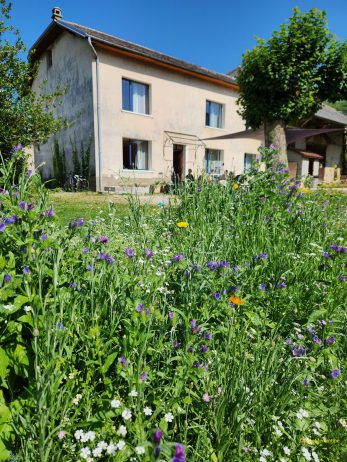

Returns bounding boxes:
[237,8,347,163]
[0,0,64,156]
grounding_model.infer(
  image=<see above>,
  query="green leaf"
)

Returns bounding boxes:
[101,352,118,374]
[0,349,9,379]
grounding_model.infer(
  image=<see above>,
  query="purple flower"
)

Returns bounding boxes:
[212,292,221,300]
[41,234,48,241]
[19,201,26,210]
[105,254,114,265]
[140,371,147,381]
[119,356,127,366]
[172,253,184,262]
[322,252,331,259]
[0,223,5,232]
[144,248,154,259]
[70,282,77,289]
[338,275,346,282]
[136,304,144,313]
[27,204,34,211]
[86,264,93,271]
[45,207,54,217]
[69,218,84,228]
[206,260,218,270]
[312,336,322,344]
[4,215,17,224]
[124,247,135,258]
[192,264,201,272]
[292,345,307,357]
[187,345,193,353]
[218,260,230,268]
[202,332,212,341]
[172,444,185,462]
[172,340,180,349]
[168,311,175,320]
[325,336,335,345]
[99,235,109,244]
[193,362,200,368]
[201,345,208,353]
[302,379,309,386]
[3,273,11,284]
[330,369,341,379]
[153,429,163,446]
[11,143,23,152]
[83,247,89,254]
[191,319,200,334]
[276,282,287,289]
[56,321,64,331]
[23,266,31,275]
[254,253,268,260]
[259,283,267,291]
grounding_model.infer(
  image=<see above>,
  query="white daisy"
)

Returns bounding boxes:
[74,429,84,440]
[116,440,126,451]
[117,425,127,437]
[312,451,320,462]
[143,406,153,416]
[122,409,132,421]
[164,412,174,423]
[283,446,291,455]
[135,446,145,455]
[92,446,103,458]
[106,443,117,455]
[111,399,121,409]
[129,390,138,397]
[80,447,91,459]
[301,447,312,461]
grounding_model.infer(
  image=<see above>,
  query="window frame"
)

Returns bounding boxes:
[122,78,150,115]
[205,148,223,174]
[205,100,224,129]
[122,138,150,171]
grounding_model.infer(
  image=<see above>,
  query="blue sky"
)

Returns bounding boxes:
[9,0,347,73]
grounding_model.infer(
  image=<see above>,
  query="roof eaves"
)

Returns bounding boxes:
[56,19,88,38]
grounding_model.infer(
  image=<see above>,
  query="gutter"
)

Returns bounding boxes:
[87,36,103,193]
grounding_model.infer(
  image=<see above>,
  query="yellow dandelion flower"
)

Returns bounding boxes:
[229,294,245,305]
[176,221,189,228]
[232,183,239,190]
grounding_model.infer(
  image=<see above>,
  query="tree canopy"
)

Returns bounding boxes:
[0,0,65,155]
[236,8,347,160]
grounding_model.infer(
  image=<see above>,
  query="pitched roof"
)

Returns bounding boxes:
[315,104,347,126]
[30,18,238,89]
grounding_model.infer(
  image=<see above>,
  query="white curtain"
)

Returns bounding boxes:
[135,141,147,170]
[209,102,222,128]
[132,83,147,114]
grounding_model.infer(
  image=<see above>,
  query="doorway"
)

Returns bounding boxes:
[173,144,185,183]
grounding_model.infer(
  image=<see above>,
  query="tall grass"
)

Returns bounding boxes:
[0,148,346,461]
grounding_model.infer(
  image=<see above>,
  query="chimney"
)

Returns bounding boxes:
[51,7,62,20]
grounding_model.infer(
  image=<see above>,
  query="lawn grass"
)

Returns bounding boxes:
[48,191,134,226]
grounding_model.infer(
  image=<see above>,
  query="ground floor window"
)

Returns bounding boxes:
[244,153,256,172]
[123,138,149,170]
[205,149,223,174]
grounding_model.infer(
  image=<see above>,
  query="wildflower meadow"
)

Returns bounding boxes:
[0,147,346,462]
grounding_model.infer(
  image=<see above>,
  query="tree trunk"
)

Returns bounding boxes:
[264,119,288,165]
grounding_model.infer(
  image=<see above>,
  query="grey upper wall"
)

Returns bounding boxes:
[32,30,95,180]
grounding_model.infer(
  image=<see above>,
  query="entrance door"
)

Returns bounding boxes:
[173,144,184,183]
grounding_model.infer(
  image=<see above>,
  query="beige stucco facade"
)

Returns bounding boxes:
[32,30,261,192]
[92,48,261,191]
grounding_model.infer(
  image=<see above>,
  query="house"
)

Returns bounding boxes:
[30,7,261,192]
[287,105,347,183]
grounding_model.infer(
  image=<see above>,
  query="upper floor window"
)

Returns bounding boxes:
[122,78,149,115]
[206,100,223,128]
